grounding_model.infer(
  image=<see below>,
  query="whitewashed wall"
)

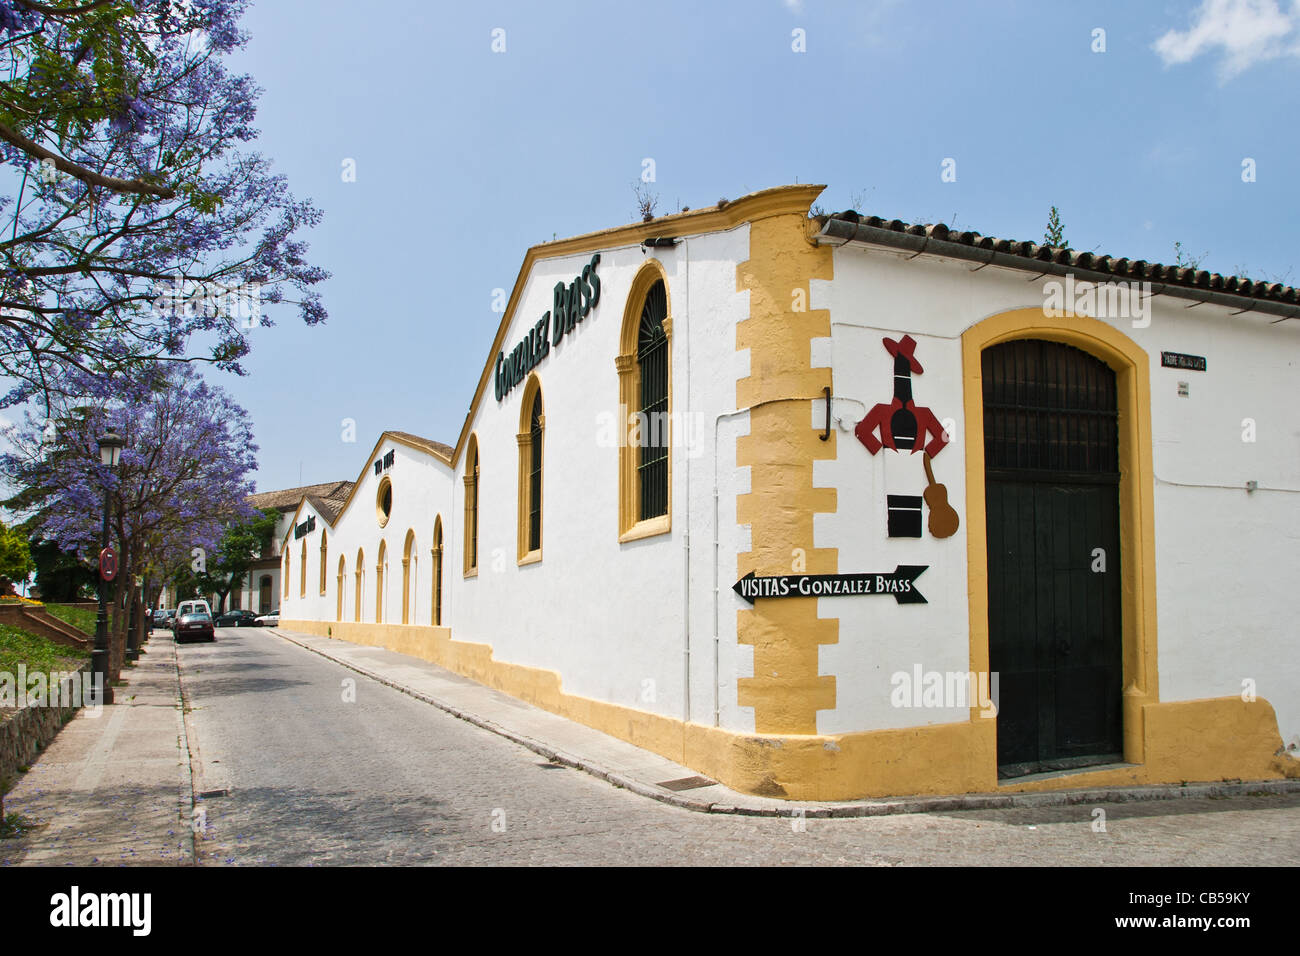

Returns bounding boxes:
[281,442,454,627]
[447,227,751,730]
[814,242,1300,745]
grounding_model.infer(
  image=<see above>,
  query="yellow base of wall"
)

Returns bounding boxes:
[283,619,1299,801]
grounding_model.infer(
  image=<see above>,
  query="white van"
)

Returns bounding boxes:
[173,599,212,629]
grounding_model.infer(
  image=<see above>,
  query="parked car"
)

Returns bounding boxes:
[174,611,215,643]
[215,608,259,627]
[152,609,173,629]
[172,600,212,635]
[254,609,279,627]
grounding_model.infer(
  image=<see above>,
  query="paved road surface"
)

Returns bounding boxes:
[178,626,1300,866]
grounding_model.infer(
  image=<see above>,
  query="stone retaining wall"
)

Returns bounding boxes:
[0,662,93,821]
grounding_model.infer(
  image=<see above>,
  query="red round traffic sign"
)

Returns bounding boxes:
[99,547,117,581]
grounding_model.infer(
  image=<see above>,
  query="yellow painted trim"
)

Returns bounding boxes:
[734,204,837,735]
[375,475,393,529]
[375,539,387,624]
[453,184,828,468]
[617,259,673,540]
[401,528,416,625]
[299,538,307,597]
[319,529,328,596]
[280,616,1300,800]
[516,373,544,563]
[618,514,671,544]
[431,515,443,626]
[353,547,364,623]
[962,308,1160,767]
[324,430,454,536]
[463,434,480,576]
[336,554,345,621]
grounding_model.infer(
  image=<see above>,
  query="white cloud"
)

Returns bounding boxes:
[1153,0,1300,79]
[783,0,803,11]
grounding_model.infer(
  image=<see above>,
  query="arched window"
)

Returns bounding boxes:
[516,376,544,562]
[432,516,444,626]
[376,539,387,624]
[354,548,365,623]
[300,538,307,597]
[283,547,290,598]
[320,530,328,595]
[336,554,346,621]
[464,434,480,575]
[376,476,393,528]
[617,264,671,540]
[401,529,417,625]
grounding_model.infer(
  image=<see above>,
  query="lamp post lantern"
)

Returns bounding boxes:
[93,429,124,705]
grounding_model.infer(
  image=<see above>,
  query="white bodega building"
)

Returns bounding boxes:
[278,185,1300,800]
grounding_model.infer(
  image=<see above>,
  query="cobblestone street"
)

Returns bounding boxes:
[174,628,1300,866]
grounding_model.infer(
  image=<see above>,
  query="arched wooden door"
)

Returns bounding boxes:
[983,339,1123,777]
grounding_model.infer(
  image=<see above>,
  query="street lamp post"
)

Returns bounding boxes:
[93,429,124,706]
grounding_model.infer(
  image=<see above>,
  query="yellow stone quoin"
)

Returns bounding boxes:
[735,207,837,735]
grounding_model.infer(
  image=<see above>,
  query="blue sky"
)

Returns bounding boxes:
[220,0,1300,492]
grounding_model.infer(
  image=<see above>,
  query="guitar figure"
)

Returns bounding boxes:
[922,452,959,539]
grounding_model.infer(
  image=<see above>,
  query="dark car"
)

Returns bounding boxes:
[153,608,175,630]
[175,611,215,643]
[215,609,259,627]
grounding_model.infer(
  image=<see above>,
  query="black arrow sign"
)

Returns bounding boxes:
[733,566,928,605]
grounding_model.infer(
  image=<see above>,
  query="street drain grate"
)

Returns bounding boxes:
[656,775,717,792]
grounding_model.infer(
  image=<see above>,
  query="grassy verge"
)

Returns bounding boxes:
[40,603,98,636]
[0,622,89,677]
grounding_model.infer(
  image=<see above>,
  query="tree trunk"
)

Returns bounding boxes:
[109,574,129,681]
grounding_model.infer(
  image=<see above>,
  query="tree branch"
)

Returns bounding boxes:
[0,120,176,199]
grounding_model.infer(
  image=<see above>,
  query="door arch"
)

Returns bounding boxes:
[962,309,1158,774]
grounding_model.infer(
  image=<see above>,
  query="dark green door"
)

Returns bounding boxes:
[983,339,1123,778]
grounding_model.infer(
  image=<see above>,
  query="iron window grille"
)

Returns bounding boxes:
[528,393,543,552]
[982,339,1119,481]
[637,280,669,521]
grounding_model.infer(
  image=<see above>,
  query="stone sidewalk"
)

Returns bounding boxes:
[0,634,195,866]
[272,627,1300,818]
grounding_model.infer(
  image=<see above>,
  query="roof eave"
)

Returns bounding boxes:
[817,218,1300,323]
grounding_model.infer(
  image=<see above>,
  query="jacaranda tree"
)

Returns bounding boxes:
[0,0,327,413]
[2,363,257,675]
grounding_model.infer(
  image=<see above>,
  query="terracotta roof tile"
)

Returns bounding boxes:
[821,211,1298,313]
[246,480,354,513]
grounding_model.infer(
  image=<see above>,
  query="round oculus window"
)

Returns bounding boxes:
[376,477,393,527]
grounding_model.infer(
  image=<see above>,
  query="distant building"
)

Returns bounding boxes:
[159,480,353,613]
[233,481,353,614]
